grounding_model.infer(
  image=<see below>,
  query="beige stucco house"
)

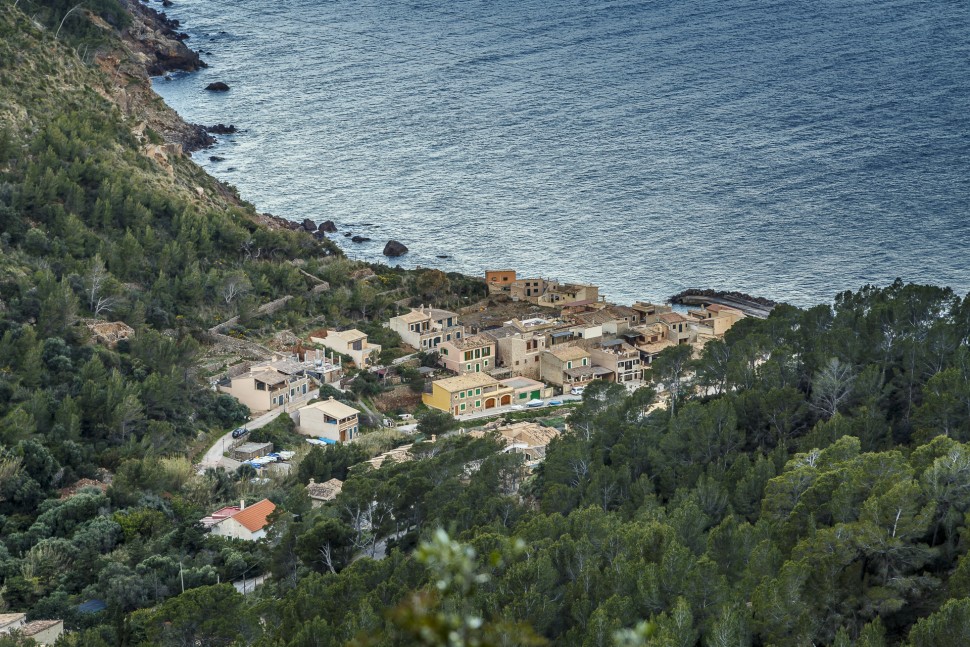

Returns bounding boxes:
[540,346,602,388]
[590,339,643,383]
[299,397,361,442]
[388,306,463,351]
[687,303,746,336]
[310,329,381,368]
[485,324,547,380]
[218,367,313,414]
[659,312,695,345]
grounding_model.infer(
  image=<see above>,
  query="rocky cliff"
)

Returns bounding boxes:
[89,0,213,151]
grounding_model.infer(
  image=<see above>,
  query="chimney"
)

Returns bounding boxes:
[240,499,246,511]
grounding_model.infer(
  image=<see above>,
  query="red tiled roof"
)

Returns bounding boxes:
[659,312,688,324]
[231,499,276,532]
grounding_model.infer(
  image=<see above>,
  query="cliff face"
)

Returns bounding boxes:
[89,0,213,152]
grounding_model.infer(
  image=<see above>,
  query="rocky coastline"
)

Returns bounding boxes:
[110,1,781,307]
[91,0,213,152]
[669,288,777,318]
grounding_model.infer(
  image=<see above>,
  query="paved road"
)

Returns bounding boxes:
[198,389,318,472]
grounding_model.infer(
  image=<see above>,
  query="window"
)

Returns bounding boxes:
[460,403,466,411]
[460,391,465,398]
[475,400,481,408]
[467,364,472,371]
[484,359,489,367]
[303,384,307,394]
[567,361,572,369]
[441,348,448,356]
[475,388,481,395]
[519,393,527,399]
[582,358,588,366]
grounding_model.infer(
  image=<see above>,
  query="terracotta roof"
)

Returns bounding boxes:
[447,334,493,350]
[433,373,500,391]
[659,312,688,324]
[230,499,276,532]
[549,346,590,362]
[706,304,744,314]
[0,613,25,628]
[22,619,62,636]
[306,478,343,501]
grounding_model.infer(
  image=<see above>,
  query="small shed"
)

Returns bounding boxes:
[233,441,273,461]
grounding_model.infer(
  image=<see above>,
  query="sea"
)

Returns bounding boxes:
[152,0,970,307]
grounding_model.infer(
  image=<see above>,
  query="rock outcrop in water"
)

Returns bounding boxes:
[302,219,318,232]
[206,123,236,134]
[319,220,337,233]
[383,240,408,257]
[205,81,231,92]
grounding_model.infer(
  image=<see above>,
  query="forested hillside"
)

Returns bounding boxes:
[3,1,970,647]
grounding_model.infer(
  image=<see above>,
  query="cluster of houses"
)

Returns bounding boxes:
[211,268,746,438]
[397,270,746,416]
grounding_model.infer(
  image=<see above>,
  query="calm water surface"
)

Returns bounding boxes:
[153,0,970,306]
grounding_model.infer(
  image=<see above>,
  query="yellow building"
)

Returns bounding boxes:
[423,373,514,416]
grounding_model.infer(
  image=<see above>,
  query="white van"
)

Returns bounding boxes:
[570,386,585,396]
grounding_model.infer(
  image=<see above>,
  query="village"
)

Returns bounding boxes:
[186,269,754,544]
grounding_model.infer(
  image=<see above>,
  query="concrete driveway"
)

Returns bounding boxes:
[198,389,318,472]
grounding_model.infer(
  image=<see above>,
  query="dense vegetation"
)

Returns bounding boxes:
[3,1,970,646]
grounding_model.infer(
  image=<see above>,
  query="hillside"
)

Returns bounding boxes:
[3,2,970,647]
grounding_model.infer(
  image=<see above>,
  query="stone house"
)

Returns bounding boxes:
[438,334,496,375]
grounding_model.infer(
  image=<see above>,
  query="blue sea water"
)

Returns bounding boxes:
[152,0,970,307]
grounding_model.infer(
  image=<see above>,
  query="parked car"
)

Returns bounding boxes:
[526,399,545,408]
[570,386,585,396]
[231,427,248,439]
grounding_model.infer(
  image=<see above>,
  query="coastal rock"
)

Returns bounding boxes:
[319,220,337,233]
[383,240,408,257]
[162,0,173,7]
[302,219,317,232]
[343,233,353,238]
[120,0,206,77]
[209,155,225,162]
[351,235,371,243]
[205,123,236,134]
[436,255,450,259]
[205,81,230,92]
